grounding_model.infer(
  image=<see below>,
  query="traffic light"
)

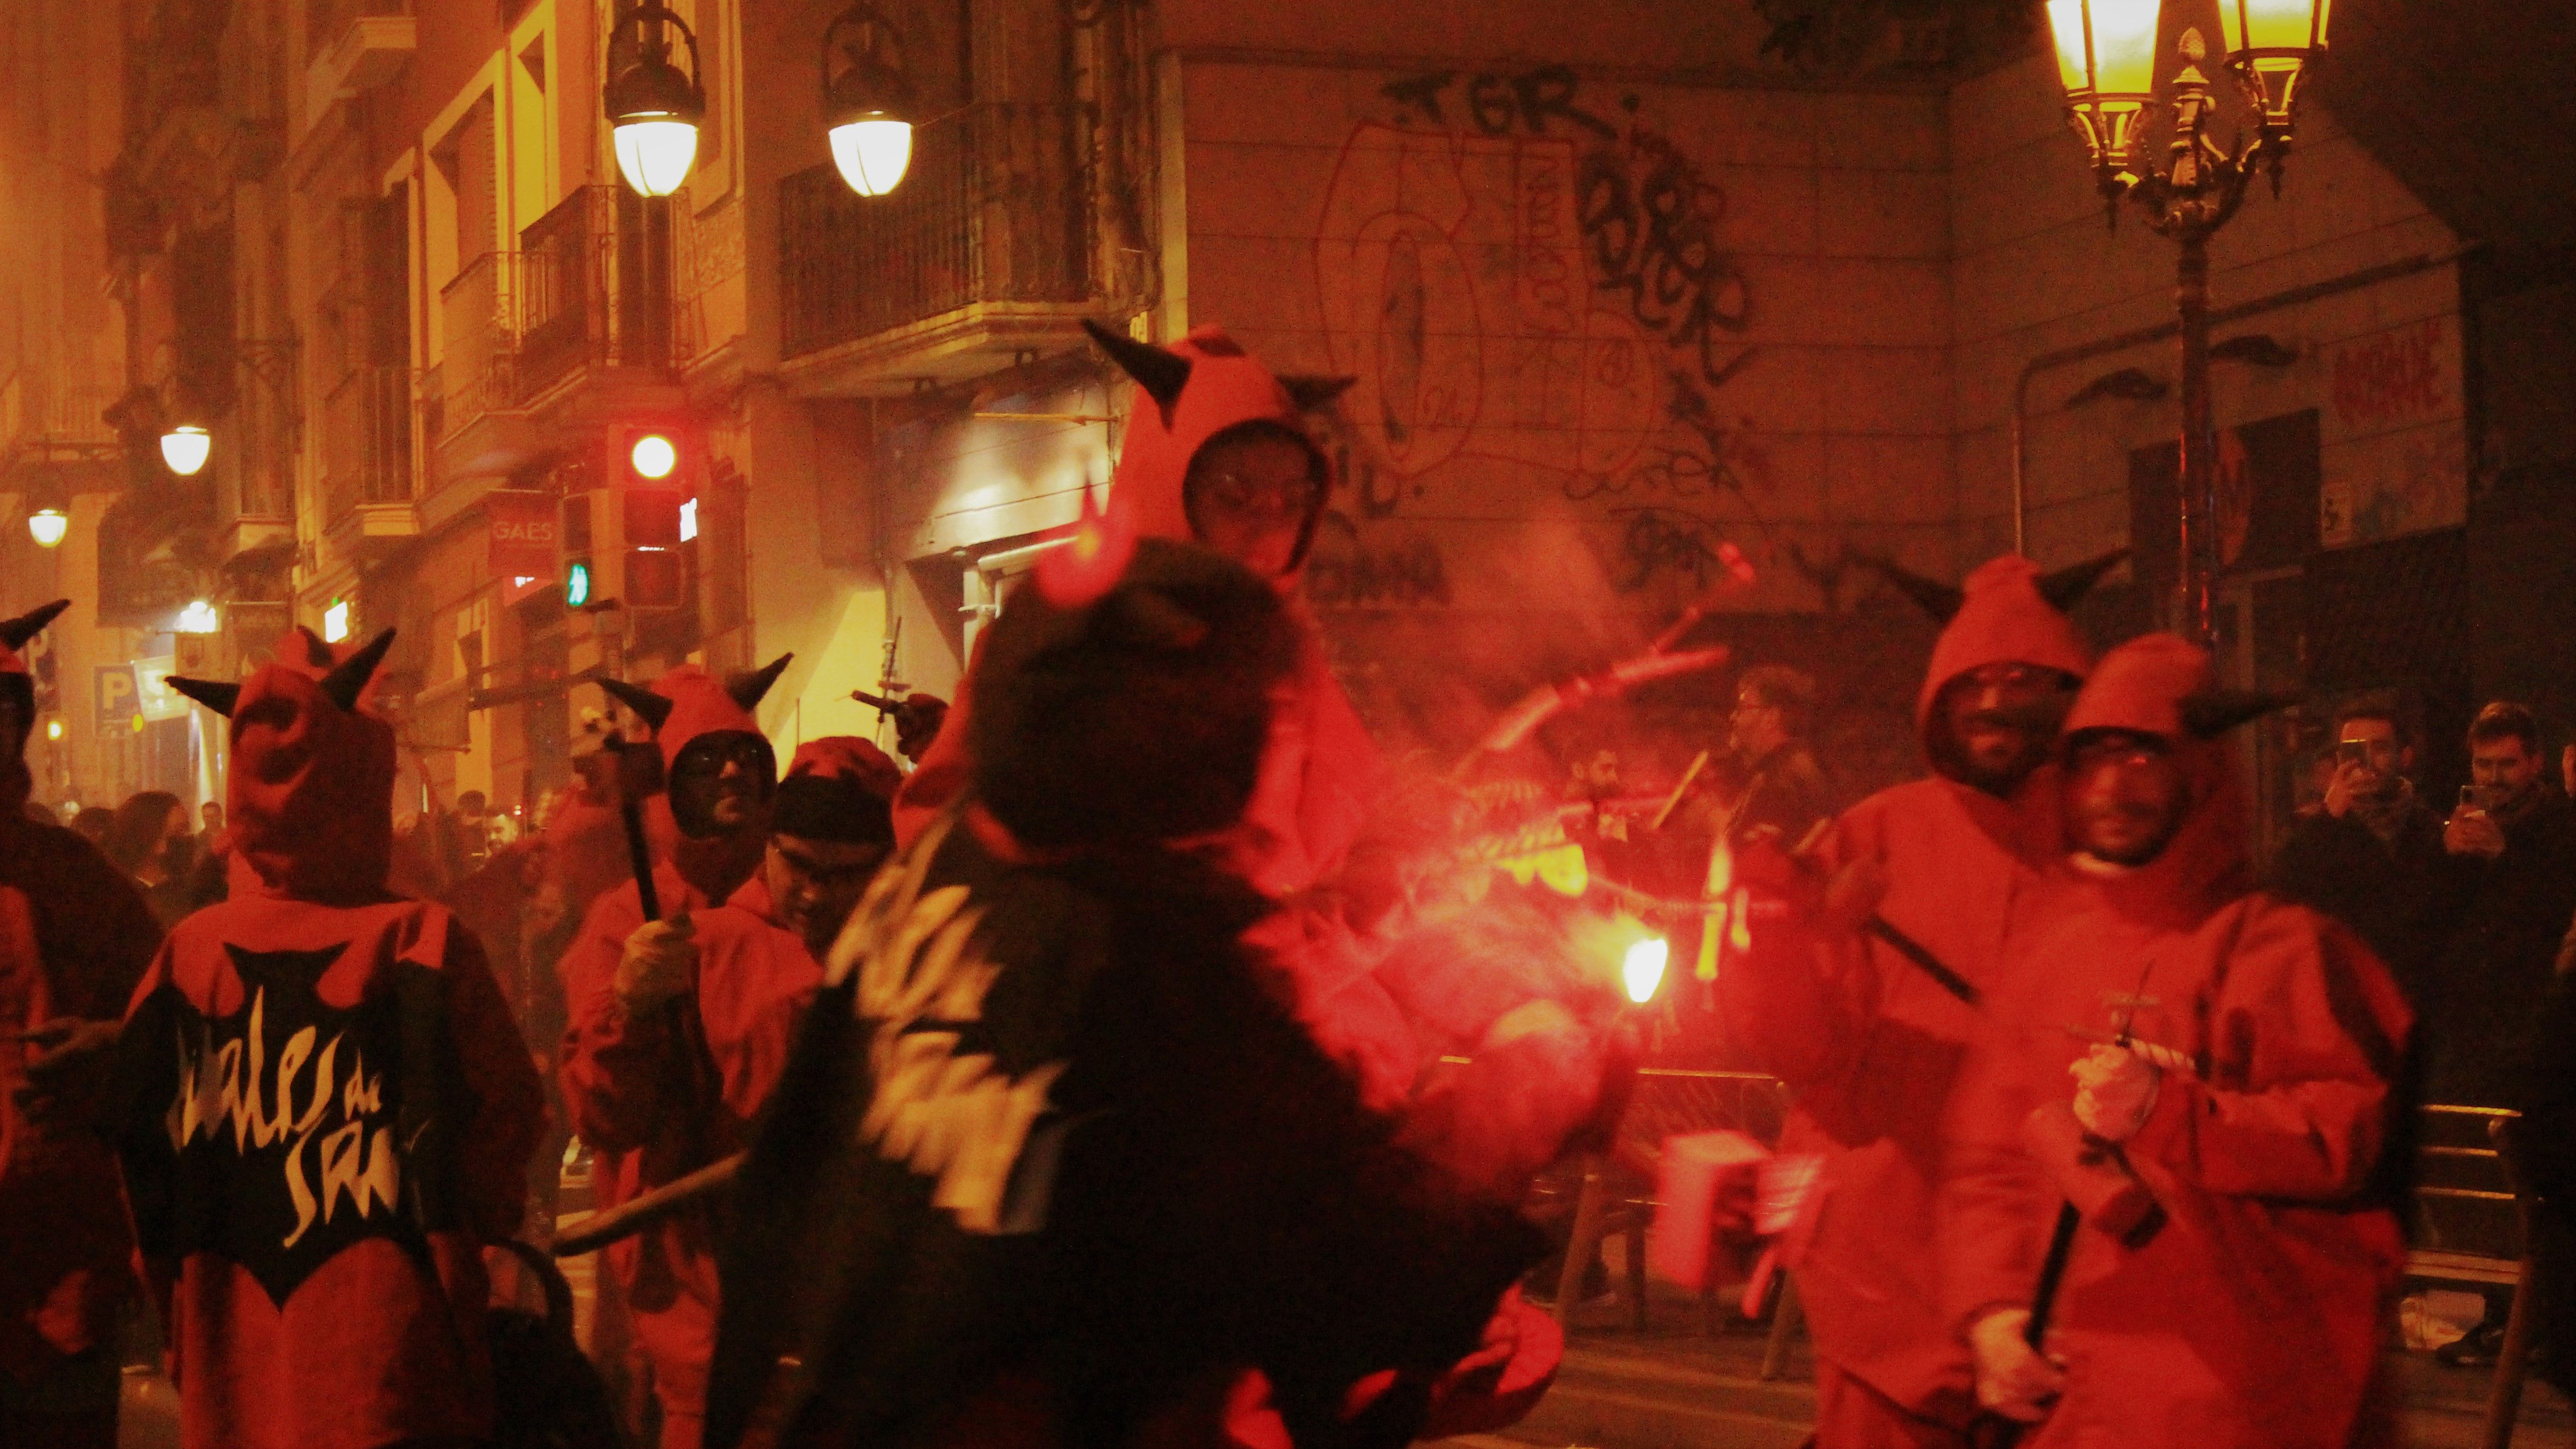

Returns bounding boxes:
[561,425,694,610]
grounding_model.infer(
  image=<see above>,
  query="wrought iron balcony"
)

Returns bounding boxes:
[778,103,1101,388]
[516,185,674,404]
[319,364,419,562]
[1,375,121,479]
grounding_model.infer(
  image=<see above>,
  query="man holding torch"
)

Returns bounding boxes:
[1940,635,2410,1448]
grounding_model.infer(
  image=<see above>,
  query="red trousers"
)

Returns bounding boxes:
[1808,1359,1974,1449]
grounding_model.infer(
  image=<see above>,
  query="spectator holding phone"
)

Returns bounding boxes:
[2267,701,2450,1004]
[2424,704,2576,1106]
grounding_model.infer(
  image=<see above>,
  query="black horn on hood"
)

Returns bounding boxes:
[166,677,242,718]
[1866,555,1965,624]
[1279,374,1359,412]
[2180,688,2298,740]
[2037,547,2132,613]
[0,599,70,652]
[1082,319,1193,423]
[727,654,794,714]
[600,678,676,733]
[319,629,397,714]
[294,626,339,668]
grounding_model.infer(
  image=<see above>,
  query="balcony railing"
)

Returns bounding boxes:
[779,103,1098,360]
[436,252,518,439]
[321,365,415,521]
[2,375,121,458]
[516,185,671,401]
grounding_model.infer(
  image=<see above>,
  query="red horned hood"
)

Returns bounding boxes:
[601,658,790,770]
[2058,633,2277,914]
[170,631,400,903]
[1,599,70,816]
[1092,321,1344,582]
[1915,556,2097,730]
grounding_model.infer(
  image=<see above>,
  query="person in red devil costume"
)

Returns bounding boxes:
[1940,635,2410,1448]
[559,656,805,1449]
[114,631,546,1449]
[0,599,163,1449]
[1723,552,2122,1447]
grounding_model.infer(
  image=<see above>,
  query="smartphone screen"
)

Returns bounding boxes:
[2458,784,2483,813]
[2338,740,2371,769]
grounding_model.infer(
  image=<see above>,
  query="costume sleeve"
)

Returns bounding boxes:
[441,921,547,1241]
[37,829,164,1021]
[1936,1014,2057,1330]
[555,886,678,1153]
[2127,903,2411,1203]
[1719,811,1880,1090]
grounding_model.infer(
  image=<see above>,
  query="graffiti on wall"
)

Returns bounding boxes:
[1312,63,1770,591]
[2318,314,2466,548]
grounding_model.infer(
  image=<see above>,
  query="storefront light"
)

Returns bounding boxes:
[323,599,351,644]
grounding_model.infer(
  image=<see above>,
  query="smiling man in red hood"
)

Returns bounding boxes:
[558,656,803,1449]
[1940,635,2410,1448]
[1724,551,2121,1447]
[0,599,163,1449]
[114,632,546,1449]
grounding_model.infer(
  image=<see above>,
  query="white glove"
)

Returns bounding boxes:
[615,914,698,1012]
[1968,1308,2066,1423]
[2070,1042,2159,1141]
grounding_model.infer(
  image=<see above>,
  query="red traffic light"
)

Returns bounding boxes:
[630,432,679,480]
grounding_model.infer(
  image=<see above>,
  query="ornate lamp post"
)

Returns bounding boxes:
[605,1,708,197]
[2043,0,2331,644]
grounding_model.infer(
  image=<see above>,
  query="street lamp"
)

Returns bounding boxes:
[605,1,707,197]
[160,422,212,477]
[2042,0,2329,645]
[27,508,68,548]
[822,3,917,196]
[176,600,221,635]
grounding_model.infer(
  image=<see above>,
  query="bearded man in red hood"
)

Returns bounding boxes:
[0,600,163,1449]
[1940,635,2410,1448]
[115,632,546,1449]
[1724,552,2120,1447]
[560,656,824,1449]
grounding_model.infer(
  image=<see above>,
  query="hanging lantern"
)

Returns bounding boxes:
[27,508,69,548]
[2043,0,2163,189]
[606,2,707,197]
[2218,0,2331,133]
[822,3,917,196]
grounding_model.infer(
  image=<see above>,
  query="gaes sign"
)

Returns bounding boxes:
[487,491,560,581]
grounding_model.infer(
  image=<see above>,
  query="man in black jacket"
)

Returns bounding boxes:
[2266,701,2450,1000]
[2427,703,2576,1109]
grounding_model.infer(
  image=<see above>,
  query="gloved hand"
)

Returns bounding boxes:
[1968,1308,2066,1423]
[2070,1041,2159,1141]
[616,914,698,1013]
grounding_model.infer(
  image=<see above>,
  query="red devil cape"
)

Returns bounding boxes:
[1939,636,2411,1449]
[1,599,163,1387]
[112,638,545,1449]
[1722,554,2104,1427]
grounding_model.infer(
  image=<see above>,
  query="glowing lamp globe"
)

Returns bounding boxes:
[2044,0,2163,183]
[2218,0,2331,128]
[821,4,917,197]
[27,508,68,548]
[175,599,220,635]
[613,120,701,198]
[605,7,707,198]
[630,432,679,479]
[160,424,212,477]
[828,118,913,197]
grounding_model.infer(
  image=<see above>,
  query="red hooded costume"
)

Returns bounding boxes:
[116,633,546,1449]
[0,600,162,1448]
[557,659,800,1449]
[1724,555,2106,1444]
[1939,636,2410,1449]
